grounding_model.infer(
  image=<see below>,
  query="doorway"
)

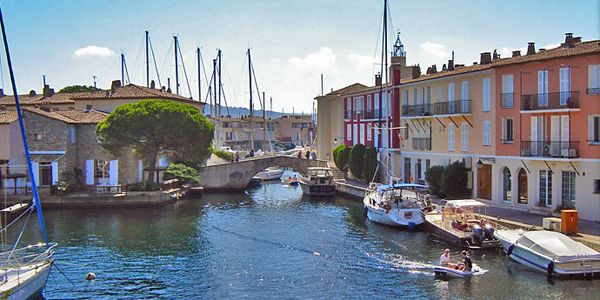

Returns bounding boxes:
[477,164,492,200]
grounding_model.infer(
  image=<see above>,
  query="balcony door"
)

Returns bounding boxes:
[538,70,549,107]
[550,116,570,157]
[560,67,570,105]
[530,116,545,155]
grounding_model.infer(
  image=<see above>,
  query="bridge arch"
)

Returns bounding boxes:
[198,156,328,191]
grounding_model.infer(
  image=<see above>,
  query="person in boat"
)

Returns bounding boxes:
[293,175,298,182]
[439,249,452,266]
[305,150,310,159]
[235,152,240,162]
[457,250,472,271]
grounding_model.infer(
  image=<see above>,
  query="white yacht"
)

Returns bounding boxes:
[299,167,336,196]
[255,167,285,181]
[495,229,600,277]
[363,183,430,229]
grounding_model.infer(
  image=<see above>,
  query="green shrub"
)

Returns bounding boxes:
[425,165,445,196]
[441,161,469,198]
[212,149,233,161]
[127,181,161,191]
[348,144,366,179]
[363,147,378,182]
[163,163,200,184]
[332,144,351,172]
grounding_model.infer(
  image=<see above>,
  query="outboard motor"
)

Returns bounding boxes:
[471,224,484,246]
[483,224,495,240]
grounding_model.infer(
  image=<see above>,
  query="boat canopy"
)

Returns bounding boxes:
[445,199,487,208]
[376,183,429,192]
[516,230,600,262]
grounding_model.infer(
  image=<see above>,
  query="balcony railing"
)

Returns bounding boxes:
[501,93,514,108]
[433,100,472,115]
[520,141,579,158]
[521,91,579,111]
[362,110,375,119]
[402,104,433,117]
[587,88,600,95]
[344,110,351,119]
[412,137,432,150]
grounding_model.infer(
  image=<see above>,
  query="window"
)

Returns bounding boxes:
[413,88,418,105]
[85,104,93,111]
[359,124,365,144]
[589,115,600,144]
[403,158,411,182]
[559,67,570,105]
[461,122,469,151]
[426,86,431,112]
[483,121,491,146]
[69,127,76,144]
[403,90,409,105]
[95,160,109,178]
[461,81,469,113]
[588,64,600,94]
[425,159,431,172]
[416,159,422,180]
[594,179,600,194]
[501,74,514,108]
[539,170,552,207]
[346,124,351,141]
[502,118,514,143]
[562,171,576,209]
[448,124,455,151]
[483,78,491,111]
[502,167,512,202]
[367,124,372,141]
[366,95,372,114]
[226,132,233,140]
[518,169,528,204]
[538,70,549,106]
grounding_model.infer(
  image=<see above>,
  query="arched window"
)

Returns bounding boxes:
[518,168,528,204]
[503,167,512,202]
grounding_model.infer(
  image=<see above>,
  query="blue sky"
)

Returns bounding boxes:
[0,0,598,113]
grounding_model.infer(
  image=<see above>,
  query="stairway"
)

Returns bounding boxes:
[327,161,346,182]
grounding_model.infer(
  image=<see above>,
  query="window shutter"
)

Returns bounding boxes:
[31,162,39,187]
[137,160,143,182]
[448,125,455,151]
[109,160,119,185]
[51,161,59,185]
[502,118,506,141]
[461,123,469,151]
[589,65,600,89]
[85,160,94,185]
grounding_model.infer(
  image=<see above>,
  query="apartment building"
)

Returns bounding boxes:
[213,115,275,151]
[273,115,315,148]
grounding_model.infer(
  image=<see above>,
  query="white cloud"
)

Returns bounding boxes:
[74,45,115,58]
[420,41,450,61]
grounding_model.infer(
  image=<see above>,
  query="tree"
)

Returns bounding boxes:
[163,163,200,184]
[348,143,366,179]
[441,161,469,198]
[58,85,100,93]
[333,144,351,172]
[363,147,378,182]
[96,100,214,183]
[425,165,445,196]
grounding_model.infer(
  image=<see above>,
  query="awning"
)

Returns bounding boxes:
[446,199,487,208]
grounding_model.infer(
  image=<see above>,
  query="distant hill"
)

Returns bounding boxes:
[202,104,310,119]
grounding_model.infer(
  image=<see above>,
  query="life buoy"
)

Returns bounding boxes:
[507,244,514,256]
[547,261,554,276]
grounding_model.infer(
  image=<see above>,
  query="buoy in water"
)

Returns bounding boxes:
[86,272,96,280]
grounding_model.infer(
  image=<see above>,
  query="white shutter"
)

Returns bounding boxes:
[538,70,545,106]
[109,160,118,185]
[31,162,39,187]
[137,160,143,182]
[589,65,600,89]
[551,116,560,156]
[482,121,491,146]
[360,124,365,144]
[51,161,59,185]
[560,67,570,105]
[448,125,455,151]
[501,118,506,141]
[561,115,570,143]
[85,160,94,185]
[483,78,491,112]
[461,123,469,151]
[352,124,358,144]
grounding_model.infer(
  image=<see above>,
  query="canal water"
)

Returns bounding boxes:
[18,176,599,299]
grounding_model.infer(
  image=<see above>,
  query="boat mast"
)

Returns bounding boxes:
[263,91,267,153]
[197,47,201,101]
[174,36,179,95]
[145,30,149,87]
[0,7,49,245]
[382,0,390,178]
[218,49,222,117]
[248,48,254,151]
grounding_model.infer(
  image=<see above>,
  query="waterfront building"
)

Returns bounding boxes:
[273,114,315,148]
[212,115,275,151]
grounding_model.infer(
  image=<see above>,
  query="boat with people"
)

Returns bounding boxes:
[363,183,430,229]
[299,167,336,196]
[0,6,56,298]
[423,199,501,249]
[255,167,285,181]
[434,249,482,278]
[494,229,600,277]
[282,175,300,186]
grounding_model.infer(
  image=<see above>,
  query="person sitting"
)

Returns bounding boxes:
[457,250,472,271]
[439,249,451,266]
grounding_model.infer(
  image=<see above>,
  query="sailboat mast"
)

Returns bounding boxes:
[212,58,216,116]
[218,49,222,117]
[0,7,49,244]
[174,36,179,95]
[382,0,390,177]
[121,53,125,85]
[145,30,149,87]
[263,91,267,152]
[197,47,201,101]
[248,49,254,151]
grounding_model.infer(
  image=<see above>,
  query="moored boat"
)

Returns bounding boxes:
[423,199,500,249]
[494,229,600,277]
[363,183,429,229]
[299,167,336,196]
[434,264,482,278]
[255,167,285,181]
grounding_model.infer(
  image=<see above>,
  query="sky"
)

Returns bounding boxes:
[0,0,598,113]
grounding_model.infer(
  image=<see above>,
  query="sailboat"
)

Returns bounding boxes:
[0,6,55,299]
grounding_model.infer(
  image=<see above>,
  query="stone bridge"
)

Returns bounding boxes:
[199,156,328,191]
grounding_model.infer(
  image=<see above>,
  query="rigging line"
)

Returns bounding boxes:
[250,61,264,110]
[159,39,174,78]
[0,205,34,234]
[219,83,231,116]
[148,36,162,87]
[53,262,76,289]
[0,48,4,89]
[203,71,214,103]
[130,35,146,84]
[177,43,193,98]
[372,4,383,77]
[199,48,211,100]
[8,206,33,262]
[222,58,240,108]
[123,56,131,84]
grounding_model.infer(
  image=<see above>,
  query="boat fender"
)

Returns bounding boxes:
[86,272,96,280]
[506,244,514,256]
[547,261,554,276]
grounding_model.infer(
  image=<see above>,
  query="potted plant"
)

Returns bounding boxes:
[566,97,575,108]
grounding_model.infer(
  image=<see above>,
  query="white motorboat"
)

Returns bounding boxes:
[363,183,430,229]
[299,167,336,196]
[494,229,600,277]
[255,167,285,181]
[434,264,482,278]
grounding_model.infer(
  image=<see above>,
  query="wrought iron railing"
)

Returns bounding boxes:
[587,88,600,95]
[521,91,579,111]
[501,93,514,108]
[412,137,432,150]
[402,104,433,117]
[520,141,579,158]
[433,100,472,115]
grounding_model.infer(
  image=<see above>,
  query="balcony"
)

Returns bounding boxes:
[521,91,579,111]
[501,93,514,108]
[362,110,375,119]
[587,88,600,95]
[433,100,472,115]
[412,137,432,150]
[402,104,433,117]
[520,141,579,158]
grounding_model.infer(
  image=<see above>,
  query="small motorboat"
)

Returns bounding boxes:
[494,229,600,277]
[299,167,336,196]
[282,176,300,186]
[434,264,481,278]
[363,183,430,229]
[255,167,285,181]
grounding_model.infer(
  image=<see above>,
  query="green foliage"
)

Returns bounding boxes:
[127,181,161,192]
[58,85,100,93]
[363,147,378,182]
[96,99,214,182]
[425,165,446,197]
[332,144,351,172]
[348,143,366,179]
[163,163,200,184]
[441,161,469,198]
[212,148,233,161]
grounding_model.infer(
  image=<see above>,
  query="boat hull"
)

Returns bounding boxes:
[424,213,500,249]
[434,265,478,278]
[256,169,285,181]
[364,205,424,228]
[299,182,336,196]
[3,261,53,300]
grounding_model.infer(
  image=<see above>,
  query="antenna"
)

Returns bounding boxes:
[42,74,46,86]
[320,73,324,96]
[92,75,97,88]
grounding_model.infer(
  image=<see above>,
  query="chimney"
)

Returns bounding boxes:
[426,67,432,75]
[29,90,36,96]
[412,64,421,79]
[493,49,500,60]
[564,33,574,48]
[161,86,166,92]
[480,52,492,64]
[512,50,521,57]
[526,42,535,55]
[42,84,55,97]
[0,88,4,97]
[442,64,447,71]
[447,59,454,71]
[375,74,382,86]
[167,78,172,93]
[431,64,437,73]
[110,79,121,91]
[573,36,582,44]
[150,80,156,89]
